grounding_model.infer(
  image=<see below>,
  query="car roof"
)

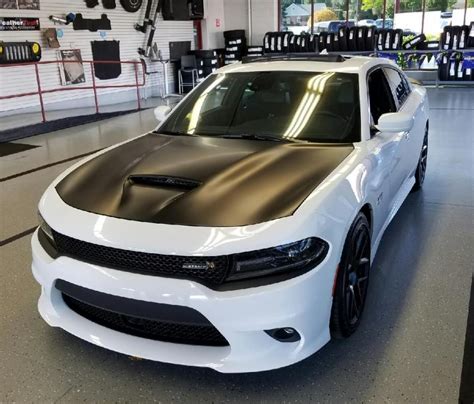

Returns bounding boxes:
[218,56,395,76]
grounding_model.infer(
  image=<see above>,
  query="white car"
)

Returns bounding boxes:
[32,55,429,373]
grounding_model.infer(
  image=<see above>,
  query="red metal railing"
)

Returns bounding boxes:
[0,59,146,123]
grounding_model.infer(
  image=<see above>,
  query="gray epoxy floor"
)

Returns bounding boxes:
[0,88,473,403]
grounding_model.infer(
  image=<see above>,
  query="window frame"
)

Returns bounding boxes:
[366,65,398,134]
[382,66,412,110]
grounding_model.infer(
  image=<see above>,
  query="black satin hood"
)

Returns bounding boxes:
[56,133,354,227]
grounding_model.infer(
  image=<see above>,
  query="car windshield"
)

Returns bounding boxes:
[159,71,361,143]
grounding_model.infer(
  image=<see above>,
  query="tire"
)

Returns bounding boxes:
[412,127,429,191]
[120,0,142,12]
[330,212,371,339]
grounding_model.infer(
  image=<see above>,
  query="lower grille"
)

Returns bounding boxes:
[62,294,229,347]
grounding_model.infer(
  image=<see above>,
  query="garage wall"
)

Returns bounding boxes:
[201,0,225,49]
[200,0,277,49]
[249,0,278,45]
[0,0,194,114]
[223,0,249,41]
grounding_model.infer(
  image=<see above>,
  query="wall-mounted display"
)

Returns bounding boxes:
[43,28,60,48]
[57,49,86,85]
[0,41,41,63]
[91,40,121,79]
[73,13,111,31]
[161,0,203,21]
[18,0,39,9]
[0,0,40,9]
[102,0,116,9]
[0,17,40,31]
[120,0,142,13]
[0,0,17,9]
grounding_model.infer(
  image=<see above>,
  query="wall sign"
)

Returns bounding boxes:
[0,17,40,31]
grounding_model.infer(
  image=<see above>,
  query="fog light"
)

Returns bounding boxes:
[265,327,301,343]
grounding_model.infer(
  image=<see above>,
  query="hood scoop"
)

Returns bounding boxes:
[127,175,202,190]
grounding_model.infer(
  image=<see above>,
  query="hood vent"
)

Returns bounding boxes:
[128,175,202,190]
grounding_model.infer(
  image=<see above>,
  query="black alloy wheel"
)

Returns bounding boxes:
[330,212,371,338]
[413,128,429,191]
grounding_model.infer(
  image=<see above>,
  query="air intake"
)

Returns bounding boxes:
[128,175,201,190]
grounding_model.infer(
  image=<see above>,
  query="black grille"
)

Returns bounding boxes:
[0,42,41,64]
[62,293,229,346]
[52,231,229,286]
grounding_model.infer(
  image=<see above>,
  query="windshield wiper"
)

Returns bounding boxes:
[154,130,197,137]
[220,133,301,143]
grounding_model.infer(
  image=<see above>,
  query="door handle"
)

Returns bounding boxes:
[404,132,410,140]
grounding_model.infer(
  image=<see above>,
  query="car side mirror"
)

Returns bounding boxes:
[375,112,414,133]
[154,105,172,122]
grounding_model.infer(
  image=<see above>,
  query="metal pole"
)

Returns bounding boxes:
[34,63,46,123]
[382,0,386,28]
[463,0,468,25]
[134,62,141,111]
[346,0,350,22]
[90,61,99,114]
[310,0,314,34]
[421,0,426,34]
[248,0,252,42]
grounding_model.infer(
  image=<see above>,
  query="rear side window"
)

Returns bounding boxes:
[383,68,411,108]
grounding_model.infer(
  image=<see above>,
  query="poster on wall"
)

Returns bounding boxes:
[18,0,40,9]
[0,17,40,30]
[0,0,16,9]
[57,49,86,86]
[0,0,40,9]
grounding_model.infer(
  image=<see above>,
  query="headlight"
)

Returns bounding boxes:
[227,237,329,282]
[38,212,54,241]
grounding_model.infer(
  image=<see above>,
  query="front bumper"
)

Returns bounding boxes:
[31,229,334,373]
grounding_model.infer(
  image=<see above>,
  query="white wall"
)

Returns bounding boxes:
[249,0,278,45]
[201,0,226,49]
[201,0,278,49]
[224,0,249,39]
[0,0,194,114]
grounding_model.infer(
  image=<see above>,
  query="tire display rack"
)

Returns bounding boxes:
[259,27,474,87]
[374,49,474,86]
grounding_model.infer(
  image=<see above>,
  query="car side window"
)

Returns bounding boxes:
[383,67,411,108]
[367,68,397,126]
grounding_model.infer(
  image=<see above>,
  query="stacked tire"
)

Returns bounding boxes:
[264,31,293,53]
[328,26,376,52]
[246,45,264,57]
[469,22,474,48]
[441,25,473,50]
[288,34,318,53]
[376,28,404,50]
[224,30,246,65]
[438,51,474,81]
[190,49,218,79]
[403,34,427,50]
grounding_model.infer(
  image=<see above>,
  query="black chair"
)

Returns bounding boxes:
[178,55,199,94]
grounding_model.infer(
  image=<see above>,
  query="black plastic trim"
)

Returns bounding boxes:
[56,279,212,326]
[265,328,301,343]
[38,227,59,258]
[50,230,329,291]
[242,53,346,63]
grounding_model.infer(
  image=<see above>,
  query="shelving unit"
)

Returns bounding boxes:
[324,48,474,87]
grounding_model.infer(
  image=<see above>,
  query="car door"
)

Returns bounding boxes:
[383,67,426,177]
[366,67,406,213]
[382,67,417,182]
